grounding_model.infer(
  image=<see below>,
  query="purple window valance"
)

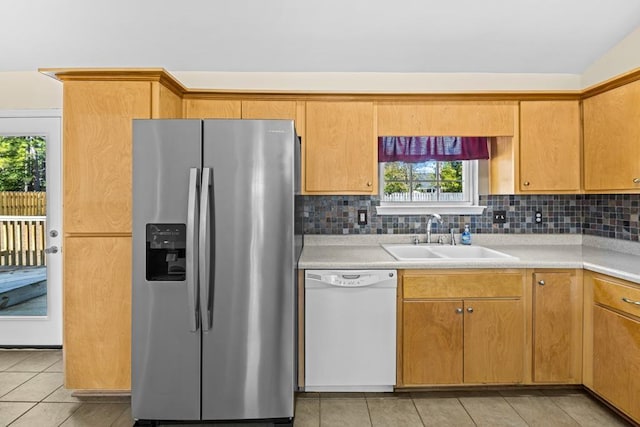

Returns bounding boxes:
[378,136,489,163]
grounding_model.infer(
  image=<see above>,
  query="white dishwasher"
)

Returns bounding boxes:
[304,269,397,392]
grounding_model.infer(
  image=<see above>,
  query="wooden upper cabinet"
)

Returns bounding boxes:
[305,101,376,194]
[583,80,640,192]
[154,83,183,119]
[63,81,152,233]
[519,101,581,193]
[532,270,582,384]
[377,101,516,136]
[183,99,241,118]
[241,100,297,119]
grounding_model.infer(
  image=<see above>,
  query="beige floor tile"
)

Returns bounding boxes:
[294,398,320,427]
[111,405,134,427]
[296,392,320,399]
[320,392,366,399]
[44,359,64,373]
[500,389,580,426]
[60,403,130,427]
[10,402,81,427]
[0,350,33,371]
[0,372,36,398]
[0,401,36,425]
[459,394,528,426]
[367,397,422,427]
[6,350,62,372]
[413,396,475,427]
[549,393,629,427]
[44,386,131,403]
[1,372,63,402]
[320,398,371,427]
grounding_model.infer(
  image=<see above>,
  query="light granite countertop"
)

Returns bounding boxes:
[299,234,640,284]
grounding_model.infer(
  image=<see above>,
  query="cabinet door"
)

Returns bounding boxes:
[583,80,640,192]
[403,300,463,385]
[64,236,132,389]
[532,271,582,383]
[63,81,151,233]
[519,101,581,192]
[184,99,241,118]
[464,299,524,383]
[305,101,376,194]
[593,305,640,421]
[241,100,297,120]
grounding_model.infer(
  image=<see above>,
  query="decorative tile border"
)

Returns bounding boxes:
[302,194,640,242]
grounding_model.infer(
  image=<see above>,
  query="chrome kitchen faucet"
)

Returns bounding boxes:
[426,213,443,244]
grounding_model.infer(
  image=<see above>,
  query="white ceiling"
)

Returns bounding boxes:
[2,0,640,74]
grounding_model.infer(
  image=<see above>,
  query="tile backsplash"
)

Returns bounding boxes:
[302,194,640,242]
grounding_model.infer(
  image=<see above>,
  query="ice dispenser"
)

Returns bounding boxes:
[146,224,186,281]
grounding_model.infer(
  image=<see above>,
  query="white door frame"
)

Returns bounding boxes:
[0,109,62,346]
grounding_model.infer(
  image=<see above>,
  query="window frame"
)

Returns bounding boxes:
[376,160,486,215]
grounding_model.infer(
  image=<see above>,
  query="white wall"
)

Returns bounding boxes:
[582,27,640,88]
[0,72,62,110]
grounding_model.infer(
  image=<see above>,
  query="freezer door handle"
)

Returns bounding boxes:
[186,167,200,332]
[199,167,213,331]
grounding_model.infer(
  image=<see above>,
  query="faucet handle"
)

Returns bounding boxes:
[450,228,457,246]
[412,235,420,245]
[437,235,445,245]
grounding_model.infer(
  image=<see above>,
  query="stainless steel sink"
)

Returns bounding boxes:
[381,244,518,261]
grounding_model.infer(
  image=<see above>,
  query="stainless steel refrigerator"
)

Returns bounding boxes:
[131,119,301,425]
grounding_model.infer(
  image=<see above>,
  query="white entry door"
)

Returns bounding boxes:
[0,112,62,346]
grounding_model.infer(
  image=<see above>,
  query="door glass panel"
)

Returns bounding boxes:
[0,135,47,317]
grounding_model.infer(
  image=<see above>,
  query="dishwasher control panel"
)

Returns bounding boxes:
[305,270,396,288]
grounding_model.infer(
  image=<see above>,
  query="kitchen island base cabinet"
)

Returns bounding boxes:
[398,270,527,387]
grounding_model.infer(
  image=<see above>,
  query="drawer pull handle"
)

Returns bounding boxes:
[538,280,545,286]
[523,181,530,186]
[456,308,463,314]
[622,297,640,306]
[466,307,474,313]
[633,178,640,184]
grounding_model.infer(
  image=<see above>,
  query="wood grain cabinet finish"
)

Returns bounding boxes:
[305,101,376,194]
[532,270,583,383]
[377,101,516,136]
[583,79,640,192]
[64,237,132,390]
[63,81,152,234]
[519,101,581,193]
[183,99,242,118]
[399,270,526,386]
[586,274,640,424]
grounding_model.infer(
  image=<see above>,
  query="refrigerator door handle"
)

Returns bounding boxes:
[186,167,200,332]
[199,167,213,331]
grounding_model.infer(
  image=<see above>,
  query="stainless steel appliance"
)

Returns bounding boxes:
[132,119,301,425]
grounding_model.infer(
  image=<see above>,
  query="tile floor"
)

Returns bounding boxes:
[0,349,632,426]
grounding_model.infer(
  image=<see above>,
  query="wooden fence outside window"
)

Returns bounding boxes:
[0,216,47,267]
[0,192,46,216]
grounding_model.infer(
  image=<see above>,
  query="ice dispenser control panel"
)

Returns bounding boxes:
[146,224,186,281]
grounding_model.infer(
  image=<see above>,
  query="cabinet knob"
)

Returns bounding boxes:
[466,307,474,313]
[538,280,545,286]
[633,178,640,184]
[523,181,530,186]
[366,181,372,187]
[456,308,463,314]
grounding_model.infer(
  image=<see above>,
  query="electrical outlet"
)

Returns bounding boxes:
[357,209,367,225]
[535,210,543,224]
[493,210,507,224]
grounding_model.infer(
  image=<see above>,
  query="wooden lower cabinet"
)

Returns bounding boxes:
[403,300,463,385]
[588,273,640,423]
[399,270,527,386]
[532,270,583,383]
[64,236,132,390]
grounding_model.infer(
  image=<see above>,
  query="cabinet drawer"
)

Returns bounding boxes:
[403,273,524,299]
[594,277,640,318]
